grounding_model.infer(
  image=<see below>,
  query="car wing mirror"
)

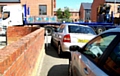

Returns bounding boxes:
[69,45,81,51]
[55,29,58,32]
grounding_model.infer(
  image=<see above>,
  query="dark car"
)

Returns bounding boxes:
[69,28,120,76]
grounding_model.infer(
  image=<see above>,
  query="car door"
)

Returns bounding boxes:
[53,24,65,47]
[72,33,117,76]
[103,41,120,76]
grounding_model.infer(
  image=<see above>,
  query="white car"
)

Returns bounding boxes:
[51,23,96,56]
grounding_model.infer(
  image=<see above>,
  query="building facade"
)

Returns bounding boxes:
[69,9,79,22]
[0,0,56,18]
[91,0,120,22]
[79,3,92,22]
[54,8,79,22]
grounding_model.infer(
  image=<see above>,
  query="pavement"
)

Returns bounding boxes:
[0,35,69,76]
[37,36,69,76]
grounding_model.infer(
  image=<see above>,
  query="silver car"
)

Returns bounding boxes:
[69,28,120,76]
[51,23,96,57]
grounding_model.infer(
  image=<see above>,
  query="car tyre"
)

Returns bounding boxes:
[58,44,63,57]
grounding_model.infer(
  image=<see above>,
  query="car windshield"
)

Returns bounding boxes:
[68,25,96,35]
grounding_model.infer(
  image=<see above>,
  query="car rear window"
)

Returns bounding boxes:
[68,25,96,35]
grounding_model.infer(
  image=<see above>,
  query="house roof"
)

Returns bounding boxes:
[81,3,92,10]
[105,0,120,3]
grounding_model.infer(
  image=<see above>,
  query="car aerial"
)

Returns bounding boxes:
[51,23,96,57]
[69,28,120,76]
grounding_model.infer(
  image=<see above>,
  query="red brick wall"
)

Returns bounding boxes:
[79,4,84,21]
[7,26,39,44]
[0,0,55,16]
[0,27,44,76]
[91,0,105,22]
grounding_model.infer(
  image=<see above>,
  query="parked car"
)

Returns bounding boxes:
[51,23,96,56]
[69,28,120,76]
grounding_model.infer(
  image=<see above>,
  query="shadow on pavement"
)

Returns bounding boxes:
[45,43,71,59]
[45,43,59,58]
[47,64,68,76]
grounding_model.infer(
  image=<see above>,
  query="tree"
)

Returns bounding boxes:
[63,7,71,19]
[56,8,63,19]
[56,7,72,22]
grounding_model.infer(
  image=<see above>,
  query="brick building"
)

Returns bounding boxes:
[0,0,56,18]
[79,3,92,22]
[91,0,120,22]
[69,9,79,22]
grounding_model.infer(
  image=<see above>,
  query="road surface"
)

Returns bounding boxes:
[38,36,70,76]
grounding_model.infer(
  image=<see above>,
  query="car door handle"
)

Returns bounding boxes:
[84,68,89,75]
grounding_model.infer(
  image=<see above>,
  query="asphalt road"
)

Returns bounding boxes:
[38,36,70,76]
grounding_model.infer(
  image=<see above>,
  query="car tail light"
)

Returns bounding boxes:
[63,34,71,42]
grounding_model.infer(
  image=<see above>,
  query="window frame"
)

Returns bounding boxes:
[3,11,10,20]
[117,5,120,13]
[103,36,120,76]
[39,5,47,15]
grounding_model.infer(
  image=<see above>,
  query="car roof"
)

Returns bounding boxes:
[62,23,90,27]
[100,28,120,34]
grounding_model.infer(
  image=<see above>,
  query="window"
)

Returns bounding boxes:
[39,5,47,15]
[104,42,120,75]
[3,12,10,20]
[68,26,96,35]
[81,27,96,35]
[69,25,82,33]
[83,34,116,63]
[58,24,65,33]
[117,5,120,13]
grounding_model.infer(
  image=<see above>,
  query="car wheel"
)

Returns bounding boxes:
[58,44,63,57]
[68,60,73,76]
[96,26,106,34]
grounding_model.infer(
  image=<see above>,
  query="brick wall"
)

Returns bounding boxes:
[7,26,39,44]
[0,27,44,76]
[79,4,84,21]
[0,0,55,16]
[91,0,105,22]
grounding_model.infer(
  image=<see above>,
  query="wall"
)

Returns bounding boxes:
[79,4,84,21]
[7,26,39,44]
[0,26,45,76]
[0,0,55,17]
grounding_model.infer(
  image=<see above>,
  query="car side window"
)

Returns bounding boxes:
[104,42,120,75]
[58,25,65,33]
[83,34,116,63]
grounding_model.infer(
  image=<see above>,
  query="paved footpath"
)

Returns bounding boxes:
[37,36,69,76]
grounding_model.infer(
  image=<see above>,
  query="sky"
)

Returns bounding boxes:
[56,0,93,9]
